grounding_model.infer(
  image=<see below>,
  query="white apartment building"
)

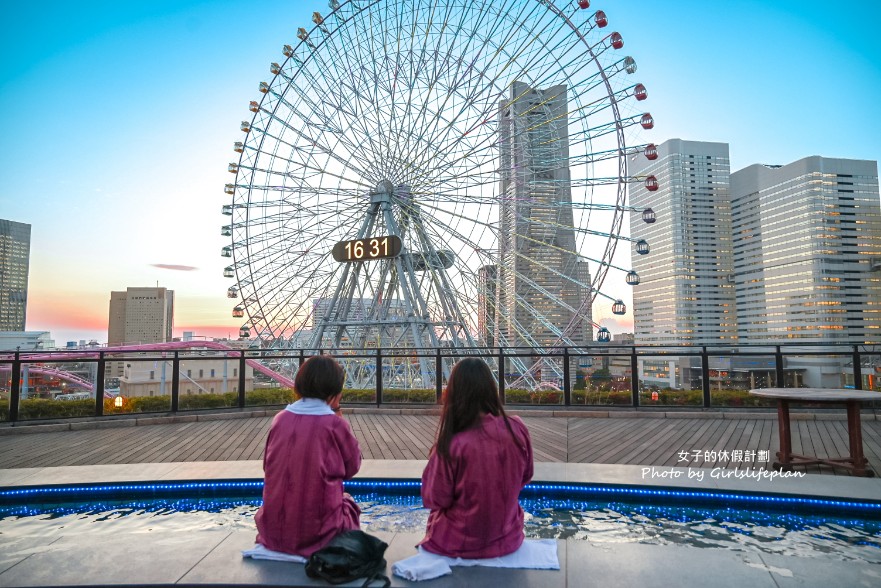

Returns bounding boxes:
[731,156,881,344]
[120,356,254,397]
[630,139,737,347]
[631,142,881,389]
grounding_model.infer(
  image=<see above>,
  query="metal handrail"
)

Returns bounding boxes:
[2,343,879,422]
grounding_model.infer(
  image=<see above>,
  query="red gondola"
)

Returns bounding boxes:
[634,83,647,101]
[609,32,623,49]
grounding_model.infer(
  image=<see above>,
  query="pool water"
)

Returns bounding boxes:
[2,494,879,565]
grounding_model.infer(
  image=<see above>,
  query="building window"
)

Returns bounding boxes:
[149,371,154,380]
[199,369,204,378]
[187,369,191,377]
[210,369,215,377]
[233,368,238,377]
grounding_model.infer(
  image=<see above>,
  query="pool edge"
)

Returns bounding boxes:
[1,460,879,504]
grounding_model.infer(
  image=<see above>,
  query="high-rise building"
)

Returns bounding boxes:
[496,81,591,350]
[107,287,175,377]
[477,265,497,347]
[731,156,881,344]
[0,219,31,331]
[630,139,737,347]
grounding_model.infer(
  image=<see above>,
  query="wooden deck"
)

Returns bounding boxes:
[1,413,879,476]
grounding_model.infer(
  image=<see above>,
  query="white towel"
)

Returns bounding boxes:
[242,543,308,563]
[392,539,559,581]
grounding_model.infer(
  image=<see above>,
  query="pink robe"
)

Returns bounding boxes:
[255,409,362,556]
[419,414,533,558]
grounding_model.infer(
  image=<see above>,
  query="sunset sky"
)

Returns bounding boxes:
[1,0,878,345]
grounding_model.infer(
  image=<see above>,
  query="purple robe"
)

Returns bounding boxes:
[419,414,534,558]
[255,409,362,556]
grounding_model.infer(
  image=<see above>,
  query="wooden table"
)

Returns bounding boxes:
[749,388,880,477]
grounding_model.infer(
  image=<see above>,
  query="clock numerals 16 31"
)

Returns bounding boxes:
[332,235,402,262]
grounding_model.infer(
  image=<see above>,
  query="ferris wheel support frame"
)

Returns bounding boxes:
[308,183,480,386]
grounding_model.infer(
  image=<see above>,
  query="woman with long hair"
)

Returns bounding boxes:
[418,357,533,558]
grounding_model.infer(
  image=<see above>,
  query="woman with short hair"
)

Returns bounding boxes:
[255,355,361,556]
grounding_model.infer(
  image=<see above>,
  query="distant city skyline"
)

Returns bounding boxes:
[1,0,878,344]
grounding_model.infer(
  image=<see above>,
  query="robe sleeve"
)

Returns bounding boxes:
[510,416,534,486]
[334,420,362,480]
[521,423,534,486]
[421,451,456,510]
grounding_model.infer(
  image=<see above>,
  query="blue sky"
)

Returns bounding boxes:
[1,0,879,344]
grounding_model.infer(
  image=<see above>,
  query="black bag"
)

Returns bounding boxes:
[305,530,391,587]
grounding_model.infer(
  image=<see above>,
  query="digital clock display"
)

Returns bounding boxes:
[332,235,403,262]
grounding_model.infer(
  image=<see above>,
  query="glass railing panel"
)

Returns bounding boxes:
[334,350,376,405]
[109,354,173,415]
[0,360,11,422]
[708,353,776,408]
[15,357,96,420]
[574,349,633,406]
[381,351,438,404]
[637,353,702,407]
[174,351,239,410]
[503,350,564,406]
[242,348,296,407]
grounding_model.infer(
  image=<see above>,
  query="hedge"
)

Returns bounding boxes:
[0,387,777,421]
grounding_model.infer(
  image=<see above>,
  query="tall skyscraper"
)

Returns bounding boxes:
[731,156,881,344]
[108,287,174,377]
[496,81,591,350]
[477,265,497,347]
[630,139,737,346]
[0,219,31,331]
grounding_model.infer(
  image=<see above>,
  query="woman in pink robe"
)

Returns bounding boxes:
[419,358,534,558]
[255,355,362,556]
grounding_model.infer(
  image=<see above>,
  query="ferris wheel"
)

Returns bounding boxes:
[222,0,657,388]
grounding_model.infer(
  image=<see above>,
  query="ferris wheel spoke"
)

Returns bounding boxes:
[289,30,393,180]
[252,98,376,185]
[387,0,522,176]
[387,1,497,178]
[408,0,573,170]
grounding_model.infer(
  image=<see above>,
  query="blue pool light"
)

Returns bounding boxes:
[1,479,879,516]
